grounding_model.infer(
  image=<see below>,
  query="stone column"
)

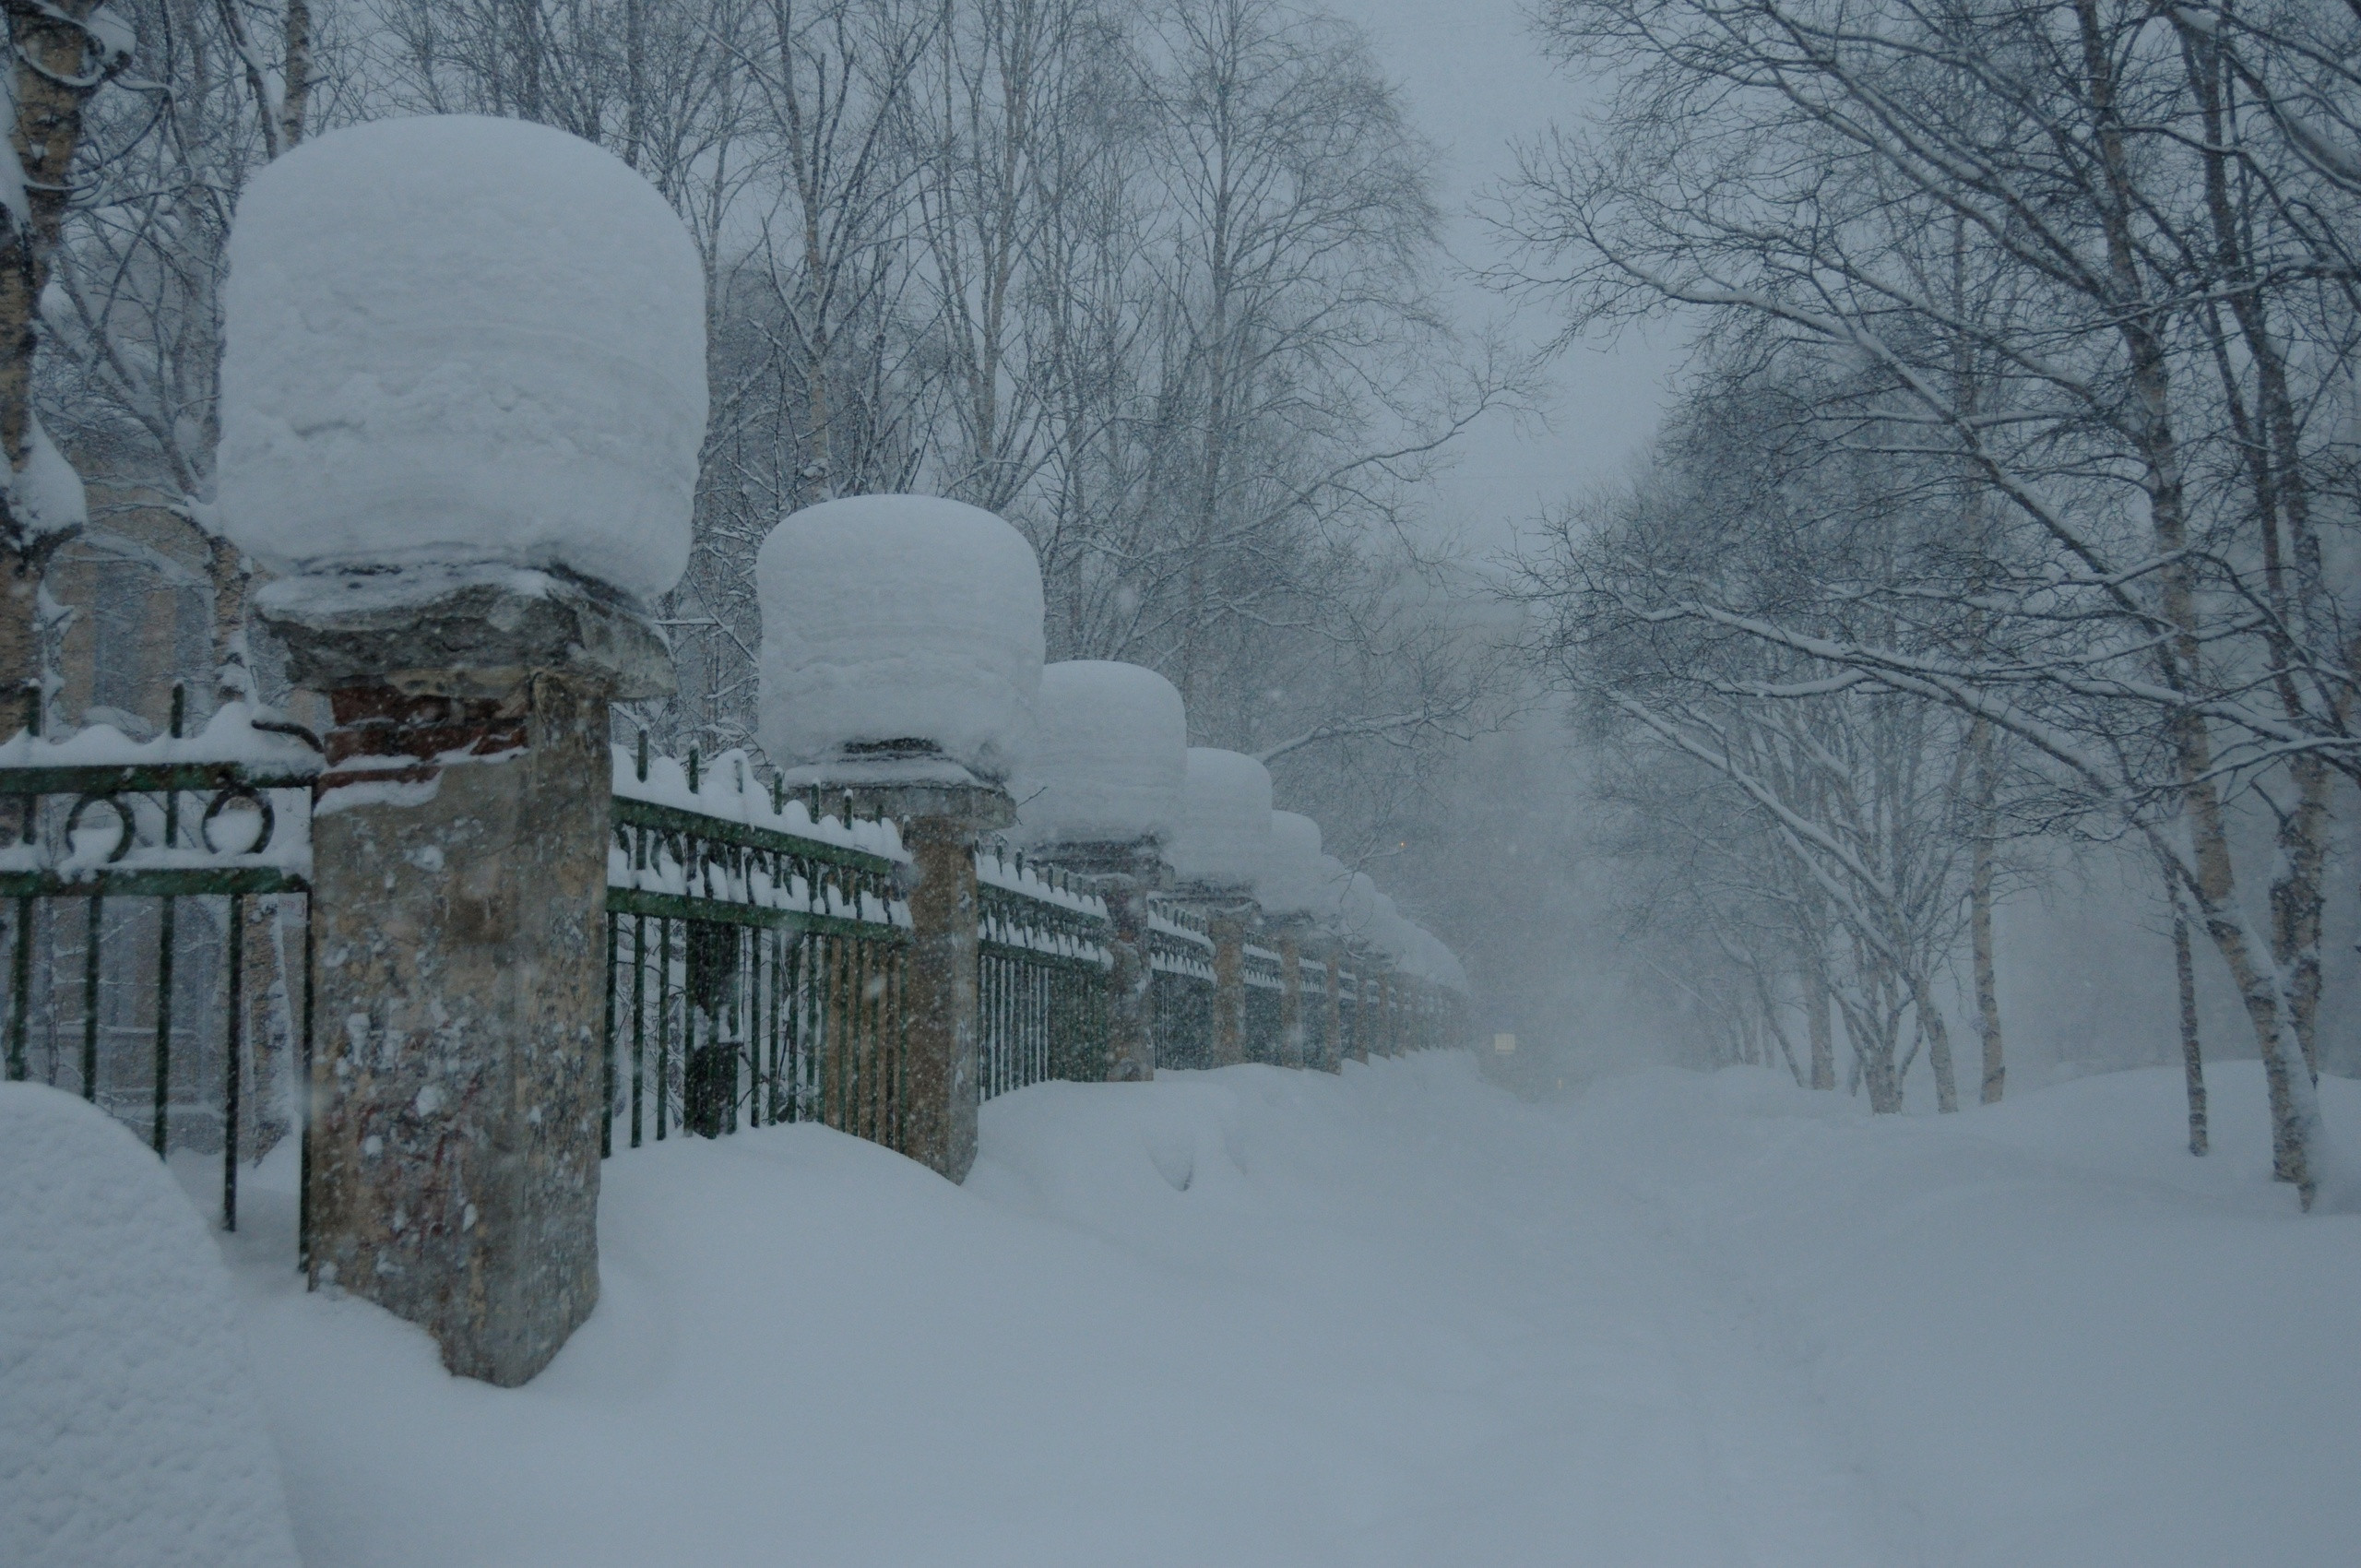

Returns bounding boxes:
[1320,943,1344,1074]
[1276,923,1305,1070]
[1207,904,1248,1068]
[1350,956,1371,1063]
[1044,840,1162,1083]
[260,568,669,1387]
[802,773,1010,1183]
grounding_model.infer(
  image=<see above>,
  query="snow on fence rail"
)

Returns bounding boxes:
[1145,899,1216,1069]
[0,690,322,1238]
[603,745,1132,1158]
[975,843,1110,1097]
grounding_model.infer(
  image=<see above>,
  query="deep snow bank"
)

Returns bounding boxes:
[215,1055,2357,1568]
[0,1086,299,1568]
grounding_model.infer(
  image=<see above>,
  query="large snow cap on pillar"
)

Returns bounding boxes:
[758,495,1045,781]
[1255,810,1327,916]
[215,115,706,602]
[1015,661,1186,847]
[1167,747,1273,891]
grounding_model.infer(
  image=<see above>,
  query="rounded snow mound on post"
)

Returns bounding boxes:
[1014,660,1187,848]
[0,1086,300,1568]
[1167,748,1273,892]
[1254,810,1328,917]
[215,114,707,603]
[757,495,1045,782]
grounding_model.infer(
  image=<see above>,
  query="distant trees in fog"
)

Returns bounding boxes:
[14,0,1513,871]
[1498,0,2359,1203]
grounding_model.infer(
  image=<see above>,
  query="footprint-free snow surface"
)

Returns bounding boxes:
[219,1056,2359,1567]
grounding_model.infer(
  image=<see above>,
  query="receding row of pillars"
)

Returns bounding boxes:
[268,582,1443,1390]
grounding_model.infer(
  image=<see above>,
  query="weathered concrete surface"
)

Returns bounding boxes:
[1208,909,1247,1069]
[1320,941,1344,1074]
[266,571,667,1387]
[804,772,1012,1184]
[1276,925,1305,1070]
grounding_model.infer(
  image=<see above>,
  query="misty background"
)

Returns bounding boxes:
[28,0,2360,1115]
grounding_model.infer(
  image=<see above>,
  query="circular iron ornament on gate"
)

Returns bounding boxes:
[200,784,277,856]
[64,792,136,863]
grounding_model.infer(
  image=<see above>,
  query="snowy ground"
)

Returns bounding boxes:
[216,1055,2361,1567]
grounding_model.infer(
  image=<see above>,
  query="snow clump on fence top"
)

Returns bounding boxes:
[1014,660,1186,849]
[757,495,1045,783]
[1253,810,1328,917]
[214,115,706,603]
[1166,747,1273,892]
[0,1086,301,1568]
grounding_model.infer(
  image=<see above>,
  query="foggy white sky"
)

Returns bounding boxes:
[1330,0,1689,558]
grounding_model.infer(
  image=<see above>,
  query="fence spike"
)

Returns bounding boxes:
[635,730,649,782]
[687,746,700,794]
[168,682,185,740]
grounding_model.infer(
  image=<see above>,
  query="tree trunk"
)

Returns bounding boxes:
[1,1,114,700]
[1969,719,2004,1103]
[2270,755,2329,1083]
[1806,960,1833,1089]
[2172,879,2207,1158]
[1909,967,1960,1113]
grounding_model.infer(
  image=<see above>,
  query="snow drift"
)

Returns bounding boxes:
[0,1086,299,1568]
[213,1055,2359,1568]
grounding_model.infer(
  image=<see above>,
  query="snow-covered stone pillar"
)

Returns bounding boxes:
[215,116,707,1384]
[1012,662,1188,1083]
[1168,749,1273,1072]
[1207,908,1251,1068]
[760,496,1044,1182]
[267,576,670,1382]
[1321,941,1344,1073]
[1275,924,1307,1070]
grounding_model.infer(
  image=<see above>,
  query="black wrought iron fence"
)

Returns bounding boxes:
[606,743,911,1155]
[1241,940,1285,1063]
[1145,899,1216,1070]
[976,846,1110,1097]
[0,691,319,1236]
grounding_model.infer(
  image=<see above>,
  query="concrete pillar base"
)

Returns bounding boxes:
[260,566,669,1387]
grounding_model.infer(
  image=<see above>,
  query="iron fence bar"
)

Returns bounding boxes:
[79,890,101,1101]
[6,895,28,1081]
[656,917,671,1141]
[300,904,314,1276]
[630,912,646,1148]
[0,868,309,899]
[152,894,174,1155]
[610,795,897,873]
[601,917,617,1158]
[224,891,243,1233]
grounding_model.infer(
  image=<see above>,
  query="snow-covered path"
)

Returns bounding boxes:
[222,1056,2361,1567]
